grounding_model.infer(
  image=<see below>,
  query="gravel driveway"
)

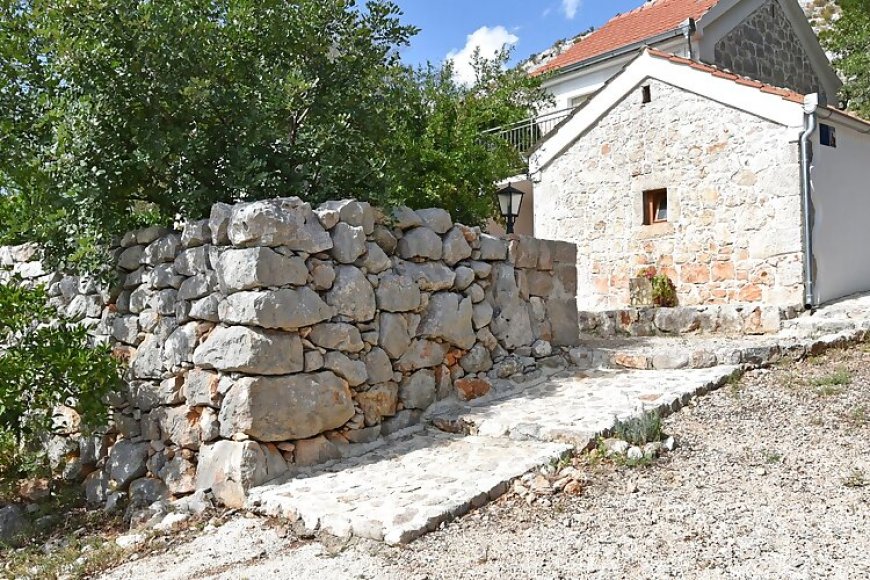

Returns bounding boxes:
[104,346,870,580]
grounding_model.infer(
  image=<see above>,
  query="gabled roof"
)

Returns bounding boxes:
[531,48,870,173]
[533,0,719,75]
[645,48,805,104]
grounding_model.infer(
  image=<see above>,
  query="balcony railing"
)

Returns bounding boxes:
[483,106,576,156]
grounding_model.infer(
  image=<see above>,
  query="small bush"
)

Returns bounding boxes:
[613,410,663,446]
[638,267,678,307]
[0,278,121,480]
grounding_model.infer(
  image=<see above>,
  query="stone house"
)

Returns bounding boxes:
[530,48,870,310]
[498,0,870,310]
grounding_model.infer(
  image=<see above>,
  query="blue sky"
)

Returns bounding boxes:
[396,0,643,80]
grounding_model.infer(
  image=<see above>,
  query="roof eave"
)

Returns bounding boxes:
[538,25,691,80]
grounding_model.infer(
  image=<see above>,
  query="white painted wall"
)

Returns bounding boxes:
[541,38,689,114]
[810,120,870,304]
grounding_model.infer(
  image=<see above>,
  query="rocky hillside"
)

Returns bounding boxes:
[802,0,840,33]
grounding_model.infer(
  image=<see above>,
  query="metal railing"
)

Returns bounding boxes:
[483,106,576,156]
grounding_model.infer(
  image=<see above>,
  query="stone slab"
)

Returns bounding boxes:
[247,430,571,545]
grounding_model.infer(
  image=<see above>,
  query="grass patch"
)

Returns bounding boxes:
[848,406,868,427]
[613,411,663,446]
[843,469,867,488]
[762,450,783,464]
[810,368,852,387]
[0,481,129,579]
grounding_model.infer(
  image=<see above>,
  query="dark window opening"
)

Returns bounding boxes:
[642,85,652,104]
[643,189,668,225]
[820,123,837,148]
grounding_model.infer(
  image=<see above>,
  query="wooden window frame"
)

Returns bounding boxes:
[643,189,668,225]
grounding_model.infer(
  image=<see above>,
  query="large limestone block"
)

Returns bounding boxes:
[216,247,307,292]
[219,288,333,330]
[193,325,303,375]
[399,369,437,409]
[181,219,211,248]
[416,208,452,234]
[376,274,421,312]
[397,227,442,261]
[309,322,364,352]
[175,247,212,278]
[378,312,411,359]
[227,198,333,253]
[442,227,473,266]
[395,261,455,291]
[118,246,145,271]
[184,369,223,408]
[158,405,201,450]
[418,292,475,349]
[547,299,579,347]
[318,200,376,234]
[218,372,354,441]
[209,203,233,245]
[196,440,287,508]
[162,322,200,368]
[131,334,164,379]
[107,440,149,489]
[364,347,393,384]
[323,352,368,387]
[330,222,367,264]
[478,234,508,261]
[326,266,376,322]
[356,383,398,426]
[487,264,534,349]
[396,339,449,371]
[356,242,391,274]
[143,234,181,266]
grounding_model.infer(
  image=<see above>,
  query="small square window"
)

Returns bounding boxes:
[643,189,668,225]
[820,123,837,147]
[641,85,652,104]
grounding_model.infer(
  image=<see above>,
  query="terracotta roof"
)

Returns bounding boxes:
[644,49,870,128]
[533,0,719,75]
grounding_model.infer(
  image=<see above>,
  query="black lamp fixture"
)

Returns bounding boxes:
[497,182,525,234]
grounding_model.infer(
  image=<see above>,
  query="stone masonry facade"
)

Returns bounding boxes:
[1,198,579,509]
[534,80,805,311]
[714,0,824,100]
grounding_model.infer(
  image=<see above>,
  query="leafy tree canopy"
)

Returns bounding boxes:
[0,0,547,270]
[822,0,870,118]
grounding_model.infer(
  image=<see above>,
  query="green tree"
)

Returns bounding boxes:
[0,0,417,268]
[822,0,870,118]
[0,278,121,475]
[383,50,550,226]
[0,1,547,269]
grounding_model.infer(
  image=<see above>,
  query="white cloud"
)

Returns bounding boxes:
[446,26,519,85]
[561,0,582,19]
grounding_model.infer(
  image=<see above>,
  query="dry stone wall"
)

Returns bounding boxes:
[1,198,578,509]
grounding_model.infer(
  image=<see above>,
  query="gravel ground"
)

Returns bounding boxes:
[103,346,870,580]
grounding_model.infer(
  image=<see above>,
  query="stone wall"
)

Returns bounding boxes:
[1,198,578,509]
[714,0,825,100]
[534,79,805,311]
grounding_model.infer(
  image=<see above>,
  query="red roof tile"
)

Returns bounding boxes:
[645,48,806,103]
[534,0,719,75]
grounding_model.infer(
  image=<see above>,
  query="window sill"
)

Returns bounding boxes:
[637,222,674,239]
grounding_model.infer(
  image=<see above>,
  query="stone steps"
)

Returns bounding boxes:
[247,366,739,544]
[246,430,572,544]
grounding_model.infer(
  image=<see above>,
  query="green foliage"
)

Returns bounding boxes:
[0,278,121,466]
[639,267,678,307]
[613,411,663,446]
[0,0,547,270]
[821,0,870,118]
[381,50,551,226]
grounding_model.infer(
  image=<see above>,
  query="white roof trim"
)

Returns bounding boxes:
[530,50,805,173]
[697,0,842,100]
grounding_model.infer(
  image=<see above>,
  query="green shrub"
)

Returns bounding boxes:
[613,410,663,446]
[639,267,678,307]
[0,278,121,479]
